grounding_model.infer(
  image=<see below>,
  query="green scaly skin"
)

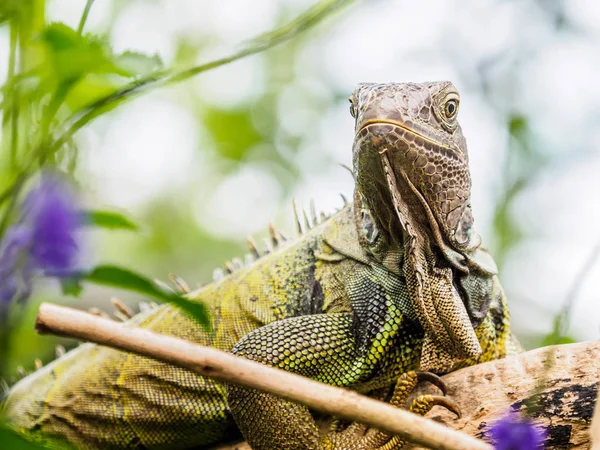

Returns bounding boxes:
[2,81,518,450]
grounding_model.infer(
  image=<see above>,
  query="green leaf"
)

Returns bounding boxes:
[81,210,139,231]
[0,425,52,449]
[0,0,22,25]
[114,51,163,78]
[40,22,82,51]
[51,45,114,82]
[541,331,577,347]
[65,75,118,112]
[40,23,119,85]
[82,265,210,329]
[59,277,83,297]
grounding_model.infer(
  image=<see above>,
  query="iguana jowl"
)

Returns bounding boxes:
[2,81,517,449]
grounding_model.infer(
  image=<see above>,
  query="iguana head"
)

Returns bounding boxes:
[350,81,479,269]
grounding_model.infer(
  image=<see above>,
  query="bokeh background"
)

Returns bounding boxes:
[2,0,600,377]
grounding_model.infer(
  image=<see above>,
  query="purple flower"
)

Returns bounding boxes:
[489,411,546,450]
[22,172,81,275]
[0,172,82,313]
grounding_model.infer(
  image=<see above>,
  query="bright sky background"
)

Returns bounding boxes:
[31,0,600,342]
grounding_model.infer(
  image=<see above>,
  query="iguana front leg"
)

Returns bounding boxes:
[227,314,458,449]
[227,313,359,449]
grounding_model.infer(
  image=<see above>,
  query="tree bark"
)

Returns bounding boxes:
[414,341,599,449]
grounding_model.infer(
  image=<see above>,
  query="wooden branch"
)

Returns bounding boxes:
[37,303,598,449]
[590,360,600,450]
[414,341,599,449]
[35,303,490,450]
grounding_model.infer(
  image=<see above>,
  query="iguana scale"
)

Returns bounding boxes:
[1,81,518,449]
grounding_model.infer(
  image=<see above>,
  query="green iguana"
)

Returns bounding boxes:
[2,81,518,449]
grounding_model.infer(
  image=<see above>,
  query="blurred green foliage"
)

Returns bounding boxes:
[0,0,354,445]
[204,107,263,161]
[0,0,214,384]
[0,425,51,449]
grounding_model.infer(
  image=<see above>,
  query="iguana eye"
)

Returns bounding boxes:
[444,99,458,118]
[349,98,356,118]
[434,92,460,132]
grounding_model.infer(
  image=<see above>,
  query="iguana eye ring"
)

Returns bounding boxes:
[349,98,356,118]
[444,99,458,118]
[434,92,460,132]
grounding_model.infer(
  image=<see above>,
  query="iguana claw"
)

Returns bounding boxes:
[324,372,461,449]
[414,370,447,395]
[410,371,461,419]
[426,395,461,418]
[410,394,461,419]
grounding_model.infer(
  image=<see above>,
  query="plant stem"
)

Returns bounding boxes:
[0,175,25,239]
[46,0,354,160]
[7,24,19,169]
[77,0,95,35]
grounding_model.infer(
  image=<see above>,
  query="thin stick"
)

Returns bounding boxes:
[34,303,491,450]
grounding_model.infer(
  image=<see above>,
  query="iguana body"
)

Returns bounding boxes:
[2,81,517,450]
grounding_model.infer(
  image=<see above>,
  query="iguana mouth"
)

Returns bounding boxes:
[357,121,471,272]
[358,119,456,154]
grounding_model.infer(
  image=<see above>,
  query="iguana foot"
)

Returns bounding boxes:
[323,371,460,450]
